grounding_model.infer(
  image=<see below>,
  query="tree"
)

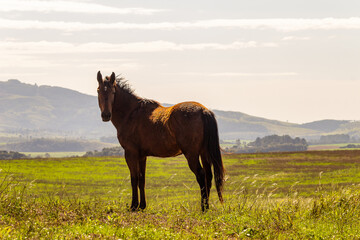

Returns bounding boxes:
[319,134,350,144]
[236,135,308,153]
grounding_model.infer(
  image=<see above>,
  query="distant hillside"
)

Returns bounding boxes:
[300,120,350,132]
[3,138,115,152]
[213,110,318,139]
[0,79,114,138]
[1,79,360,141]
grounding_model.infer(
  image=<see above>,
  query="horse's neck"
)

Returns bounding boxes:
[112,88,140,122]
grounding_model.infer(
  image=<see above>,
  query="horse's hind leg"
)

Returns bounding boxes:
[184,153,207,211]
[201,154,213,210]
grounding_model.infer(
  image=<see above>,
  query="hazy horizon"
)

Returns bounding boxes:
[1,0,360,124]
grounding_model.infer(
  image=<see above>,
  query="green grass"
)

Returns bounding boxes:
[1,151,360,239]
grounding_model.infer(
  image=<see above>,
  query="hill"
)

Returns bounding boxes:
[0,79,114,138]
[300,120,350,132]
[1,79,359,141]
[213,110,319,139]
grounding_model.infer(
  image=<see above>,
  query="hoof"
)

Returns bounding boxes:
[130,206,139,212]
[201,203,209,212]
[139,203,146,210]
[129,202,139,212]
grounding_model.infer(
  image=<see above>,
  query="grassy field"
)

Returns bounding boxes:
[1,151,360,239]
[308,143,360,151]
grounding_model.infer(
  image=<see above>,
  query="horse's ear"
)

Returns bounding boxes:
[97,71,103,84]
[110,72,116,85]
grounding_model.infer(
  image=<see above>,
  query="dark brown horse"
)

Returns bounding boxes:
[97,71,225,211]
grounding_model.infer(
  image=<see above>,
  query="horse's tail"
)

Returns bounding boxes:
[202,110,225,203]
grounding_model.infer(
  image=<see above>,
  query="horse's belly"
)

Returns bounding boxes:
[150,150,182,158]
[145,141,182,157]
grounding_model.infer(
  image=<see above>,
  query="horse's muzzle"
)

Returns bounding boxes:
[101,112,111,122]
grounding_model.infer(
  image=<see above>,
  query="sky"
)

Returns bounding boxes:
[1,0,360,123]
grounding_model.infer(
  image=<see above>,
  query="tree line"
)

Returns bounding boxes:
[83,147,124,157]
[229,135,308,153]
[317,134,354,144]
[0,151,27,160]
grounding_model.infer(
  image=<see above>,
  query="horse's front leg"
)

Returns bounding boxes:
[130,176,139,211]
[125,151,140,211]
[138,156,147,210]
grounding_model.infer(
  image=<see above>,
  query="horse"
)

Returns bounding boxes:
[96,71,225,211]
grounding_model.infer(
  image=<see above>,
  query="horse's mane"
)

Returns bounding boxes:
[139,98,159,106]
[105,75,134,95]
[111,75,159,106]
[115,76,134,95]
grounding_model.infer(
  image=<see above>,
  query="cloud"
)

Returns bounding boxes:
[1,17,360,31]
[191,18,360,31]
[0,0,166,15]
[0,40,276,54]
[0,51,140,73]
[281,36,311,41]
[169,72,298,77]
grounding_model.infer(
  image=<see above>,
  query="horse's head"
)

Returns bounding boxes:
[97,71,116,122]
